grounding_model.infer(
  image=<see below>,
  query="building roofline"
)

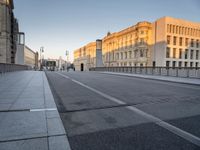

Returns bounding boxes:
[25,45,37,54]
[156,16,200,26]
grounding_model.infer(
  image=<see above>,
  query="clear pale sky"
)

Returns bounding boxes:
[13,0,200,62]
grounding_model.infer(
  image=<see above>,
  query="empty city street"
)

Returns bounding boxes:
[46,71,200,150]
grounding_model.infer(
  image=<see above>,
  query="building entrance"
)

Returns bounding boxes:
[81,63,84,71]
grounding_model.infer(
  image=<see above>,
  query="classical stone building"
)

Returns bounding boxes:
[73,16,200,70]
[74,42,97,71]
[0,0,19,63]
[102,22,152,67]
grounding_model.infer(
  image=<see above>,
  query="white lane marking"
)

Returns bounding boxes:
[71,79,125,105]
[56,72,70,79]
[30,108,57,112]
[127,106,200,146]
[56,72,200,146]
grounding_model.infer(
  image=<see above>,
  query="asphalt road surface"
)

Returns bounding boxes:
[46,71,200,150]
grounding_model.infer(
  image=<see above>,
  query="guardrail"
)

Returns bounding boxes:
[89,67,200,78]
[0,63,30,73]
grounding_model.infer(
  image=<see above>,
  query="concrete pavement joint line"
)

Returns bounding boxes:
[0,134,66,143]
[56,72,200,147]
[0,109,30,113]
[30,108,57,112]
[44,72,72,150]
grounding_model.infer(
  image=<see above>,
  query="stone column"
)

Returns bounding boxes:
[96,39,103,67]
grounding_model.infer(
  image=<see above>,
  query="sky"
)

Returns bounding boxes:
[13,0,200,62]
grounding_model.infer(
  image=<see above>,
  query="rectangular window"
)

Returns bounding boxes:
[176,26,178,34]
[196,62,199,68]
[167,24,170,33]
[191,39,194,47]
[179,37,182,46]
[172,61,176,67]
[134,50,137,58]
[185,49,188,59]
[125,52,127,59]
[140,50,144,57]
[140,38,144,44]
[129,51,132,59]
[196,50,199,60]
[197,40,199,48]
[116,53,119,60]
[185,62,188,67]
[178,61,182,67]
[121,52,123,59]
[153,61,156,67]
[173,36,177,45]
[166,61,170,67]
[185,38,189,46]
[167,35,170,44]
[166,47,170,58]
[173,48,176,58]
[190,62,193,67]
[173,25,175,33]
[170,25,172,33]
[179,49,182,59]
[190,50,194,59]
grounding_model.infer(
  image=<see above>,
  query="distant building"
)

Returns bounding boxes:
[152,17,200,67]
[73,16,200,70]
[74,42,96,71]
[15,33,38,69]
[0,0,19,63]
[44,57,70,71]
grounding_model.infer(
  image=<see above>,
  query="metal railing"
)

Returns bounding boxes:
[0,63,30,74]
[89,67,200,78]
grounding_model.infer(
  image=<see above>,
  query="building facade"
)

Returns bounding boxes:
[102,22,152,67]
[43,57,70,71]
[152,17,200,67]
[15,33,38,69]
[73,17,200,70]
[15,44,39,69]
[0,0,19,63]
[74,42,96,71]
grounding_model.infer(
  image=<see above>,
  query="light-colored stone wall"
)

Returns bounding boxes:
[74,42,96,71]
[153,16,200,67]
[15,44,38,68]
[73,16,200,69]
[102,22,152,67]
[24,46,36,68]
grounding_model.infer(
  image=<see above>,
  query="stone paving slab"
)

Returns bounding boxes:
[0,111,47,142]
[49,136,71,150]
[0,138,48,150]
[102,72,200,86]
[0,71,71,150]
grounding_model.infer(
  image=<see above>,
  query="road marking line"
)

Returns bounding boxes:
[30,108,57,112]
[56,72,200,146]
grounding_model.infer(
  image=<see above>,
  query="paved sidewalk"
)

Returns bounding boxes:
[102,72,200,86]
[0,71,71,150]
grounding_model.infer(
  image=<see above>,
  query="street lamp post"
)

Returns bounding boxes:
[66,50,69,62]
[40,47,44,70]
[66,50,69,71]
